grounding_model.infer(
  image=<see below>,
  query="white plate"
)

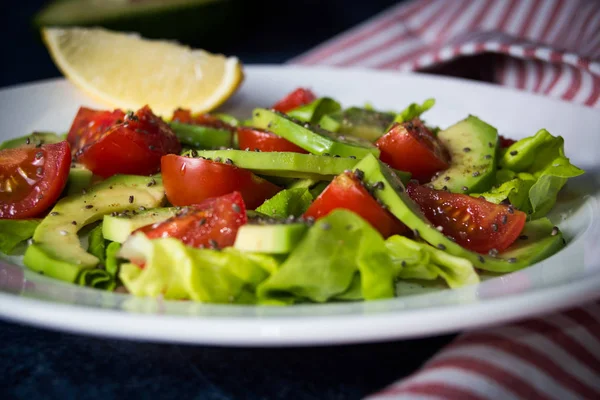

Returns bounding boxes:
[0,66,599,346]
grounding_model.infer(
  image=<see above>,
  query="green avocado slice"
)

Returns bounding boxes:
[23,175,166,283]
[252,108,380,159]
[191,149,358,180]
[354,154,565,272]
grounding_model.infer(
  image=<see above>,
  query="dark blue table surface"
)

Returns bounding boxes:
[0,1,457,398]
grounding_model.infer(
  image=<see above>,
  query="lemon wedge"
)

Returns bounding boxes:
[42,27,243,116]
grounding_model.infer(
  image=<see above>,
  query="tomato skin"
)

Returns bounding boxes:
[171,108,235,131]
[499,135,517,148]
[0,141,71,219]
[376,119,450,183]
[272,88,317,113]
[75,105,181,178]
[237,127,308,153]
[161,155,281,209]
[304,172,407,238]
[138,191,247,249]
[406,183,526,254]
[67,107,126,156]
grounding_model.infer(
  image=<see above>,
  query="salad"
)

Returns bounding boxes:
[0,88,584,305]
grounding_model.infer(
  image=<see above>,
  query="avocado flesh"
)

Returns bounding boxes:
[252,108,380,159]
[355,154,564,272]
[234,223,308,254]
[23,175,166,283]
[192,149,358,180]
[328,108,395,142]
[103,207,177,243]
[64,164,93,195]
[169,121,232,149]
[430,116,498,193]
[0,132,64,150]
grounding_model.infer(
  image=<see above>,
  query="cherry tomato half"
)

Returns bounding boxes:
[406,183,526,254]
[237,127,308,153]
[272,88,317,113]
[304,171,407,238]
[68,106,181,178]
[161,154,281,209]
[138,191,247,250]
[0,141,71,219]
[376,119,450,183]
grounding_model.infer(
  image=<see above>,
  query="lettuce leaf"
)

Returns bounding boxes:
[392,98,435,125]
[0,219,40,254]
[385,235,479,289]
[118,234,274,303]
[255,188,313,218]
[257,210,396,303]
[87,224,106,264]
[479,129,584,219]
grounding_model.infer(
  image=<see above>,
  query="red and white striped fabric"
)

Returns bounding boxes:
[289,0,600,398]
[289,0,600,108]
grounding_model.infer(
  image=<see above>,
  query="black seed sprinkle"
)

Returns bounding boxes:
[349,156,356,159]
[129,195,134,204]
[148,145,155,151]
[209,239,218,249]
[37,194,43,200]
[323,153,331,157]
[462,186,469,191]
[519,235,528,240]
[442,185,448,191]
[354,169,365,180]
[472,171,480,177]
[551,226,559,236]
[484,154,492,159]
[232,204,241,213]
[372,181,385,190]
[507,257,517,263]
[413,229,420,239]
[491,223,498,232]
[401,260,407,267]
[510,150,518,156]
[26,137,31,145]
[254,148,261,152]
[437,243,446,250]
[478,255,485,263]
[214,157,222,163]
[71,221,77,225]
[321,222,331,230]
[488,142,493,148]
[488,248,498,257]
[463,147,471,152]
[35,151,43,159]
[508,205,514,214]
[501,215,508,224]
[225,158,234,165]
[139,206,146,211]
[334,154,341,158]
[198,218,207,226]
[85,205,93,209]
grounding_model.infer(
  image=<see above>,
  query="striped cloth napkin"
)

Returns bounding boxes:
[289,0,600,398]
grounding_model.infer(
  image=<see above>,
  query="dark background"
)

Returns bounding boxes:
[0,1,458,399]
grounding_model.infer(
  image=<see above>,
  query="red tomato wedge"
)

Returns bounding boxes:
[67,107,126,155]
[272,88,317,113]
[171,108,235,131]
[69,105,181,178]
[0,141,71,219]
[237,127,308,153]
[376,119,450,183]
[161,155,281,209]
[137,191,247,250]
[406,183,526,254]
[499,135,517,148]
[304,171,407,238]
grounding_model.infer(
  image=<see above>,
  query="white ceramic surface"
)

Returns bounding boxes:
[0,66,599,346]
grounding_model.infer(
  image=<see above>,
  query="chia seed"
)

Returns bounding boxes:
[463,147,471,152]
[551,226,559,236]
[510,150,518,156]
[129,195,134,204]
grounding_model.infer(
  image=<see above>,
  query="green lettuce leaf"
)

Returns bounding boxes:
[392,98,435,125]
[0,219,40,254]
[287,97,342,124]
[87,224,106,264]
[118,234,274,303]
[257,210,396,303]
[255,188,313,218]
[385,235,479,289]
[480,129,584,219]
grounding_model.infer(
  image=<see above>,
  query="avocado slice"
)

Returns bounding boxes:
[0,132,64,150]
[430,116,498,193]
[252,108,380,159]
[191,149,358,180]
[234,222,308,254]
[103,207,177,243]
[23,175,166,283]
[169,121,233,149]
[355,154,565,272]
[64,164,93,195]
[327,108,395,142]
